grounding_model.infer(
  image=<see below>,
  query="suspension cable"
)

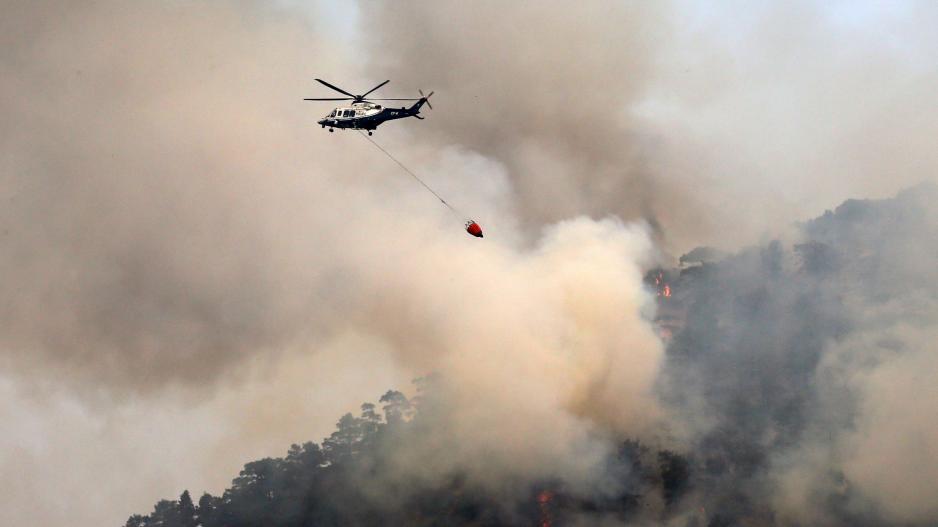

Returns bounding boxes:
[356,130,459,216]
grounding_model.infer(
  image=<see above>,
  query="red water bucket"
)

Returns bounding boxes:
[466,220,483,238]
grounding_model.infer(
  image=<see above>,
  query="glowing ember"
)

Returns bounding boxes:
[537,490,554,527]
[654,272,672,297]
[537,490,553,505]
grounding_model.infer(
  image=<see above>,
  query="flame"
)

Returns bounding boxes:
[537,490,553,505]
[537,490,554,527]
[654,272,672,298]
[655,271,671,297]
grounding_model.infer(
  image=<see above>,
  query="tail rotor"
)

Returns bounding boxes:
[419,89,434,110]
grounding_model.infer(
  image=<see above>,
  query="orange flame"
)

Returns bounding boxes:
[537,490,554,527]
[653,272,672,297]
[537,490,553,504]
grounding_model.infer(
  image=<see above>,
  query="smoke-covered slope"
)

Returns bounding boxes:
[127,185,938,526]
[656,182,938,526]
[124,385,689,527]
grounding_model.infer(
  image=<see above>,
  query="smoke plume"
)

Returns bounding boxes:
[2,2,666,524]
[657,185,938,525]
[361,1,938,248]
[3,1,938,526]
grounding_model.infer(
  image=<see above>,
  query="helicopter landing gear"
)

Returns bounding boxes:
[368,131,373,136]
[329,128,334,133]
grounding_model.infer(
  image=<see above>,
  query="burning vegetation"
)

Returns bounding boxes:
[124,385,693,527]
[128,184,938,527]
[536,490,553,527]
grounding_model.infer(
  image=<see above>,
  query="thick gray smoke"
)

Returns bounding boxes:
[656,184,938,525]
[361,1,938,249]
[2,2,664,525]
[0,0,347,389]
[3,1,938,526]
[359,1,688,242]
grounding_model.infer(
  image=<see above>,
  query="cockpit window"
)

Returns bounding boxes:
[330,110,336,117]
[375,105,382,110]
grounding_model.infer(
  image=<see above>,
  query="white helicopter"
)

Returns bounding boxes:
[304,79,433,135]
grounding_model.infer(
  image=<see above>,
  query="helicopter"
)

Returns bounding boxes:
[305,79,433,135]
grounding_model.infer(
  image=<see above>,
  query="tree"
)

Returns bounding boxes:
[196,493,220,527]
[225,458,284,527]
[150,499,181,526]
[359,403,383,452]
[322,413,364,463]
[284,441,324,472]
[658,450,690,507]
[379,390,412,425]
[176,490,197,527]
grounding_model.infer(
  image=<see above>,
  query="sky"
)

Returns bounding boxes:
[2,1,938,526]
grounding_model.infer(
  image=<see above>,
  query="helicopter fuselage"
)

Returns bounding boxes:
[317,101,425,132]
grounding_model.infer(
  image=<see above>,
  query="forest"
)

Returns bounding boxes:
[128,184,938,526]
[125,385,689,527]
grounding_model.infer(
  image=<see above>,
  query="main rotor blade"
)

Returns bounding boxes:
[361,79,390,98]
[314,78,356,98]
[303,97,352,101]
[367,98,420,101]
